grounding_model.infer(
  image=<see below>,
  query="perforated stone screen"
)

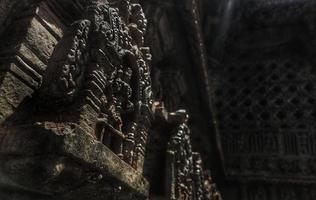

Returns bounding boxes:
[210,57,316,183]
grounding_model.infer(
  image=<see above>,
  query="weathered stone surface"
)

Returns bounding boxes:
[0,0,156,199]
[0,0,222,200]
[25,18,59,62]
[0,71,33,123]
[0,125,148,199]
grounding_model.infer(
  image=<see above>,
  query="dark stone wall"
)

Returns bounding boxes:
[141,0,222,176]
[203,0,316,199]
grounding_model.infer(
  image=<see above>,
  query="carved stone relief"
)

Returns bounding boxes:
[166,109,222,200]
[0,0,153,199]
[33,0,154,172]
[210,57,316,183]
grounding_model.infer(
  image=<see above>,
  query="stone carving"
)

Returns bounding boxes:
[39,0,153,171]
[203,172,223,200]
[193,153,223,200]
[167,110,222,200]
[211,58,316,183]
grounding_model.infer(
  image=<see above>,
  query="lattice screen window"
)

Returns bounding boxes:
[211,57,316,181]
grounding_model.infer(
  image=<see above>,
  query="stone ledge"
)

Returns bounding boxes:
[0,125,148,199]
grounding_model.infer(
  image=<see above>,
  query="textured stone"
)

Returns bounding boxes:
[0,71,33,122]
[0,125,148,199]
[0,0,221,200]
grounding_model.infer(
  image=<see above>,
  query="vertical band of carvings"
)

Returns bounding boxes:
[166,110,222,200]
[38,0,153,172]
